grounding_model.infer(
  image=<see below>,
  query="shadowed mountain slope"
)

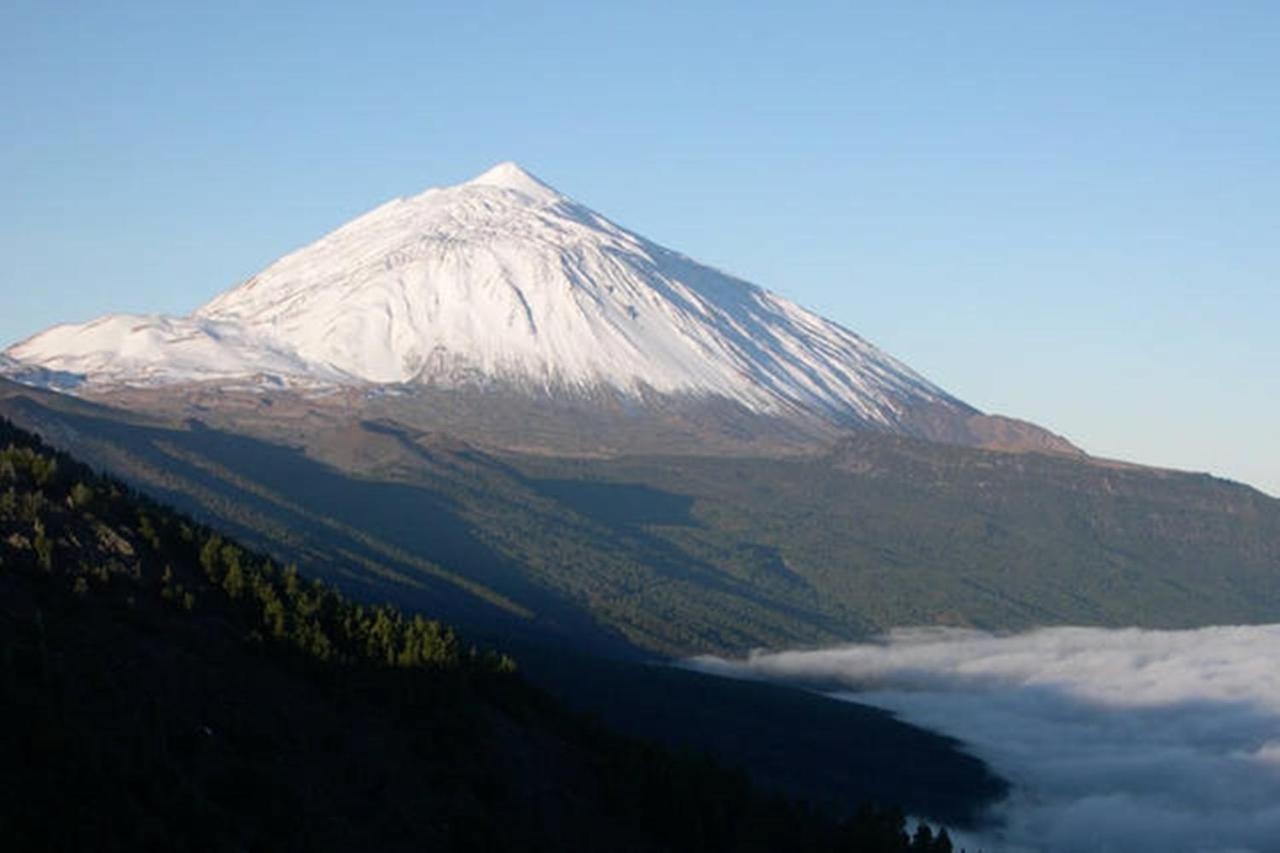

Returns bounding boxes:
[0,416,1004,850]
[3,380,1274,661]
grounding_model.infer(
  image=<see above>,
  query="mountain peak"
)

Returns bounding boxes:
[463,161,560,202]
[3,162,981,438]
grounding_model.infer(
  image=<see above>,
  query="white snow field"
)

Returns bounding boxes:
[6,163,959,428]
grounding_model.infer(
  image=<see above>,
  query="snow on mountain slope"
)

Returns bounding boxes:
[7,314,339,387]
[5,162,967,429]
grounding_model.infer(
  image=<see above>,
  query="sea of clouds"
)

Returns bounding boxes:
[691,625,1280,853]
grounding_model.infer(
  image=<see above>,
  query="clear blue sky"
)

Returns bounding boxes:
[3,2,1277,495]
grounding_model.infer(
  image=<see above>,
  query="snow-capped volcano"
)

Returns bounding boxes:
[6,162,971,432]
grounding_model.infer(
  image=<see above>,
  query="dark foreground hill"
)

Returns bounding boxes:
[0,418,995,852]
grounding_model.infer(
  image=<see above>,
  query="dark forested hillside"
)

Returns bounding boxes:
[0,417,973,852]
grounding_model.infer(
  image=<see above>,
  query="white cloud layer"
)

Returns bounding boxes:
[691,625,1280,853]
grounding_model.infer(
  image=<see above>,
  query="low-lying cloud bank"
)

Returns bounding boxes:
[691,625,1280,853]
